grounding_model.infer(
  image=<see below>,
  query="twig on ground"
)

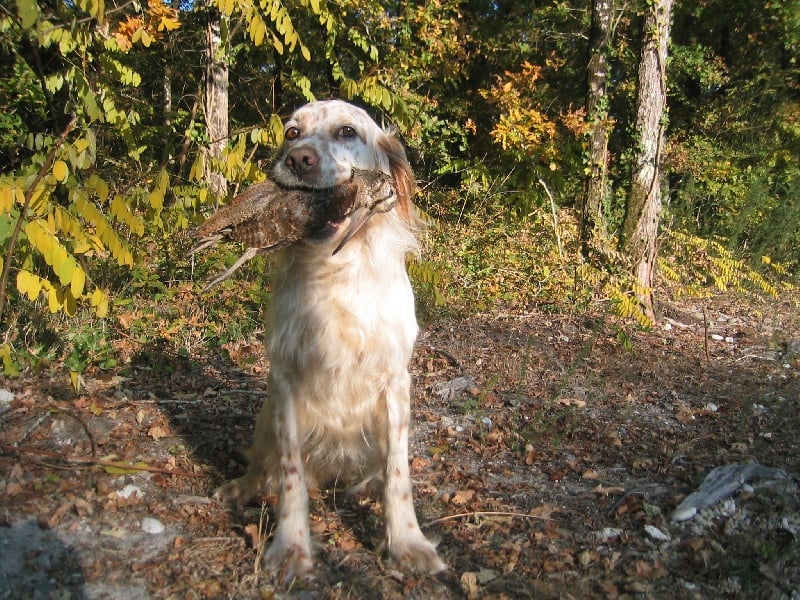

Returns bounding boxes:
[0,443,206,478]
[423,510,553,527]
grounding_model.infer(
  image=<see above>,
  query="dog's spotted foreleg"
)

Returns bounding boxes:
[383,373,446,574]
[263,375,313,581]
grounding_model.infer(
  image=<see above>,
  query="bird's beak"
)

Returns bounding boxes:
[332,206,376,255]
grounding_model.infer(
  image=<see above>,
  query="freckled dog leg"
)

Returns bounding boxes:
[262,377,313,581]
[383,374,446,574]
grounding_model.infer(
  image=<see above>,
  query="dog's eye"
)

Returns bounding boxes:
[338,125,357,139]
[284,127,300,141]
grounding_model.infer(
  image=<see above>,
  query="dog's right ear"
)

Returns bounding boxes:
[377,134,416,225]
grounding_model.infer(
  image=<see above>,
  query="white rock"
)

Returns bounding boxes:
[0,389,13,415]
[117,484,143,499]
[671,506,697,522]
[644,524,671,541]
[140,517,165,534]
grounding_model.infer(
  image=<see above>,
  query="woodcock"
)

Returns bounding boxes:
[189,168,397,290]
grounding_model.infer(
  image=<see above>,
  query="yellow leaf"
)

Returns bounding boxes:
[48,287,61,313]
[57,254,76,286]
[90,288,109,318]
[188,153,205,182]
[159,15,181,31]
[95,293,109,318]
[16,270,42,301]
[73,237,91,254]
[87,174,109,201]
[0,185,14,212]
[63,289,77,316]
[70,264,86,297]
[252,17,265,45]
[53,160,69,182]
[28,182,50,214]
[69,370,82,392]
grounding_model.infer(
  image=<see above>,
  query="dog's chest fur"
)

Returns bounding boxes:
[263,213,418,487]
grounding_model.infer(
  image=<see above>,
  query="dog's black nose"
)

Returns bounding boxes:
[285,147,319,176]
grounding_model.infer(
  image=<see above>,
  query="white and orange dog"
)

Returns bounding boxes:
[216,100,445,579]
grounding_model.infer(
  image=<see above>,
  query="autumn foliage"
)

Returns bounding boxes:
[0,0,798,377]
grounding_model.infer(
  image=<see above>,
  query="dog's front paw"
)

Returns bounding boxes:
[214,475,260,506]
[387,530,446,574]
[263,530,314,583]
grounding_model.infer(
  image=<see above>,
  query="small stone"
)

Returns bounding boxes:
[0,389,13,415]
[671,506,697,522]
[117,484,142,499]
[644,524,670,541]
[141,517,165,534]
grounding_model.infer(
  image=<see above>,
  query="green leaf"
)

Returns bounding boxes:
[0,344,21,377]
[17,0,40,29]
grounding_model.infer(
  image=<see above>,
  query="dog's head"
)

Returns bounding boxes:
[271,100,416,249]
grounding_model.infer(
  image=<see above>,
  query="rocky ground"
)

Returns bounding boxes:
[1,293,799,599]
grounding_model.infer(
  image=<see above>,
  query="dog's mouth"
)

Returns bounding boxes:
[308,216,345,240]
[307,207,375,255]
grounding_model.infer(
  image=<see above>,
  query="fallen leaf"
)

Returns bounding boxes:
[148,424,169,440]
[118,312,135,328]
[450,489,476,505]
[460,572,479,597]
[411,456,431,471]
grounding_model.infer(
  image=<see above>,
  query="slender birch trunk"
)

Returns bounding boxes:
[205,7,229,197]
[622,0,673,321]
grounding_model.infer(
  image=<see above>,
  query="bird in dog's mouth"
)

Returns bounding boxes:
[307,168,398,254]
[189,168,398,288]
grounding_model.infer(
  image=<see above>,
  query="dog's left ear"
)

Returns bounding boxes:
[378,134,416,224]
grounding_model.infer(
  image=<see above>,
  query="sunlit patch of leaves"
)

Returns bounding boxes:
[659,230,791,299]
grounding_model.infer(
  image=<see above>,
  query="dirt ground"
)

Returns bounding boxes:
[1,293,799,599]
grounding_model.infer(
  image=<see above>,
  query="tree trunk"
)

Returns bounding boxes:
[163,62,172,128]
[205,7,229,197]
[621,0,672,321]
[580,0,613,254]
